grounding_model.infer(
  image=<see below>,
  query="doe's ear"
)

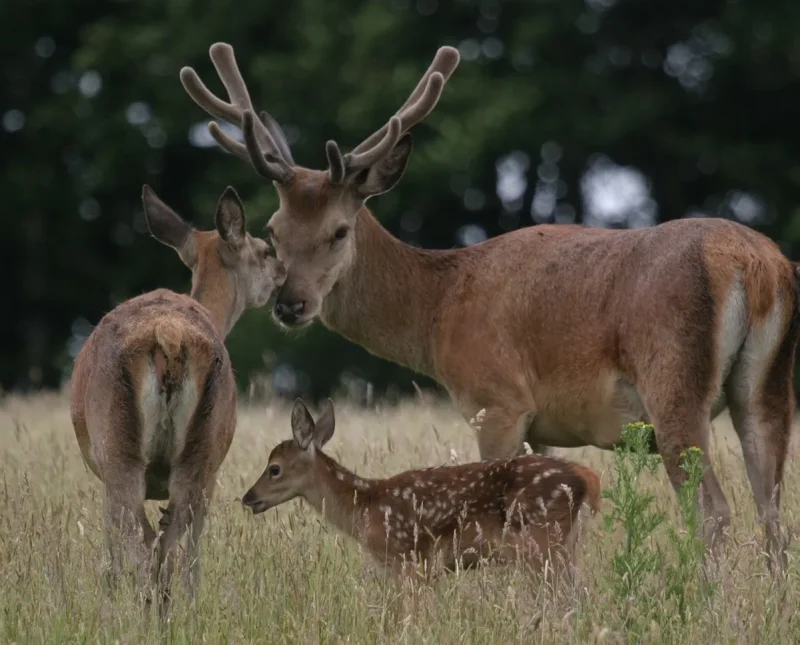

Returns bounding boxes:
[351,133,413,199]
[215,186,247,250]
[291,398,315,450]
[313,398,336,448]
[142,185,196,266]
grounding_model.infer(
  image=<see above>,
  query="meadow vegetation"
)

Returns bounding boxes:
[1,391,799,643]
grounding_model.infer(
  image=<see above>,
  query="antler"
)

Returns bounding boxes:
[179,43,294,184]
[326,46,461,184]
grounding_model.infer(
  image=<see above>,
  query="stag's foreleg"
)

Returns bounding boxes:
[643,370,732,550]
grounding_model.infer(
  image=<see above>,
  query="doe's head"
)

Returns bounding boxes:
[179,43,460,328]
[242,398,336,515]
[141,184,286,316]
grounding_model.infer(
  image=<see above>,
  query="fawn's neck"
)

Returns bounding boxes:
[320,207,461,379]
[302,451,376,539]
[190,265,242,338]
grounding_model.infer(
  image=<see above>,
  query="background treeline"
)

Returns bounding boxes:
[3,0,800,402]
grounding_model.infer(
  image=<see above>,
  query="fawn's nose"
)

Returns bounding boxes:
[241,490,257,508]
[274,299,305,324]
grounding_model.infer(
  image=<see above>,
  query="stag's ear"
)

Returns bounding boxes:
[351,134,413,199]
[215,186,247,251]
[313,399,336,448]
[142,185,196,267]
[291,398,315,450]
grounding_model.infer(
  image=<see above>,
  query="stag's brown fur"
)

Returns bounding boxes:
[70,185,285,609]
[182,43,799,568]
[243,400,600,578]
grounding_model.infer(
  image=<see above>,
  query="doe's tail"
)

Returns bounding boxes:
[153,318,186,391]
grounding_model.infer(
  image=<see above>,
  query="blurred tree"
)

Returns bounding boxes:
[3,0,800,400]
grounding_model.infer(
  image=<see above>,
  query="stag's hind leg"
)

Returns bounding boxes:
[726,302,797,572]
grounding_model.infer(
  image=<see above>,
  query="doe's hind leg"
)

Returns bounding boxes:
[102,466,156,594]
[155,464,212,618]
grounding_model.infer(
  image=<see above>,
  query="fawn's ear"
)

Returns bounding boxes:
[291,398,315,450]
[313,398,336,448]
[215,186,247,251]
[142,185,197,267]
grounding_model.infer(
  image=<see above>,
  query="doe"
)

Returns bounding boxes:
[243,399,600,580]
[70,184,285,610]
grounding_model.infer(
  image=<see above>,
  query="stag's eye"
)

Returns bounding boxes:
[268,464,281,478]
[332,226,349,243]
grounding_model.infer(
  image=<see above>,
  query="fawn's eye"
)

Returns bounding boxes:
[268,464,281,478]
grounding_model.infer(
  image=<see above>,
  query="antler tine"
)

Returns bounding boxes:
[326,141,345,184]
[208,121,249,160]
[349,46,460,157]
[342,117,402,171]
[326,46,459,183]
[260,111,295,166]
[179,42,294,183]
[242,111,293,183]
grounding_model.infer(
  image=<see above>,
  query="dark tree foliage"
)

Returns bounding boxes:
[3,0,800,401]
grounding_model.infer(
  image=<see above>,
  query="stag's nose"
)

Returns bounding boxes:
[274,299,305,324]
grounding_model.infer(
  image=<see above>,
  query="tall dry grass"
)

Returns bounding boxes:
[1,391,799,643]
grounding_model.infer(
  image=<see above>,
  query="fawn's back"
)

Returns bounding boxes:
[354,454,600,568]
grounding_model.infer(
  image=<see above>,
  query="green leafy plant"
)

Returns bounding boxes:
[602,422,665,631]
[664,446,714,623]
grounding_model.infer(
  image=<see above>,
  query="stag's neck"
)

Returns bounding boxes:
[190,267,242,338]
[302,451,376,539]
[321,207,458,378]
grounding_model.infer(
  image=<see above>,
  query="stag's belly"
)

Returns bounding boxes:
[528,372,728,450]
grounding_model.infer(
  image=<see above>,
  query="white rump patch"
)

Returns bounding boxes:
[139,363,199,466]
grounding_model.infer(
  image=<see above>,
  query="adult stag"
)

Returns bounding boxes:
[180,43,799,567]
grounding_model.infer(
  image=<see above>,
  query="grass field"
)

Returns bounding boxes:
[2,391,800,644]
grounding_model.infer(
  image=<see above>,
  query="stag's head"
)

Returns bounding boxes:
[180,44,459,328]
[241,398,335,514]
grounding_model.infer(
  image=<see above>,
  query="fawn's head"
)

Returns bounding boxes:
[141,185,286,321]
[242,398,336,514]
[180,43,460,328]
